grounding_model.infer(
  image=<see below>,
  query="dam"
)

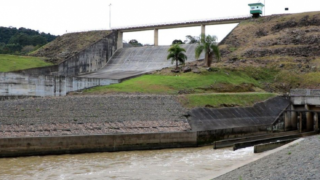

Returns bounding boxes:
[80,44,204,80]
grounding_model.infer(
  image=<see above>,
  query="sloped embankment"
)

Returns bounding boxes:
[0,95,190,138]
[219,11,320,91]
[30,31,111,64]
[188,96,289,131]
[220,12,320,66]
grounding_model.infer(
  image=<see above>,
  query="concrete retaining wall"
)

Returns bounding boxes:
[197,125,271,144]
[0,72,118,96]
[11,65,59,76]
[0,132,197,157]
[0,96,38,101]
[58,31,118,77]
[254,139,294,153]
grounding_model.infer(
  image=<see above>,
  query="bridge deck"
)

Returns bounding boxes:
[113,15,251,32]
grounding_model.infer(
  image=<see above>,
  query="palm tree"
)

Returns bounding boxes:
[195,33,221,67]
[167,44,188,69]
[185,35,199,44]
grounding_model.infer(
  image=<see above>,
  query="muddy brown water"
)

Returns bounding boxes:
[0,146,259,180]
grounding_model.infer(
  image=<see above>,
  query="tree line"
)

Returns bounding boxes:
[0,27,57,54]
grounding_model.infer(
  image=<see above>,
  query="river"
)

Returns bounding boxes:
[0,146,258,180]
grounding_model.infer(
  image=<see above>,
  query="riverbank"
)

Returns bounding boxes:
[0,95,289,157]
[213,135,320,180]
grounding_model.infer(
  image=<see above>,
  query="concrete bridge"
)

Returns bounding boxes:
[278,89,320,133]
[113,15,251,48]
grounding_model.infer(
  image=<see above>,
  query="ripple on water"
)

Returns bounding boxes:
[0,146,258,180]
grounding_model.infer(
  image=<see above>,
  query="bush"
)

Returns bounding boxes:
[21,45,35,54]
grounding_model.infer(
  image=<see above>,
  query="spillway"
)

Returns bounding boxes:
[80,44,204,80]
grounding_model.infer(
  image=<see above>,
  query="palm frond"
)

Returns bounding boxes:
[211,44,221,61]
[167,44,188,67]
[195,33,221,66]
[195,45,204,59]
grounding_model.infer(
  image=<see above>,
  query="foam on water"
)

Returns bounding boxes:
[0,146,258,180]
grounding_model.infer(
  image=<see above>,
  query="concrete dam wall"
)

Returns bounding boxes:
[81,44,204,80]
[58,31,118,77]
[189,96,290,142]
[0,73,118,96]
[0,95,291,157]
[189,96,290,131]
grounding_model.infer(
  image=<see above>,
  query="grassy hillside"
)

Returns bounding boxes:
[78,66,277,108]
[0,54,52,72]
[217,11,320,91]
[82,68,270,95]
[30,30,111,64]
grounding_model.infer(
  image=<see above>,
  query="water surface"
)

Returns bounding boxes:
[0,146,257,180]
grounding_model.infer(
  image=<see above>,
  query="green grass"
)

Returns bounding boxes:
[84,70,262,94]
[178,93,277,108]
[0,54,52,72]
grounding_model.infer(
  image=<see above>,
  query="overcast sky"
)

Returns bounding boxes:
[1,0,320,45]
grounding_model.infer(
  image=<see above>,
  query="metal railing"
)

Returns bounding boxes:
[61,13,290,35]
[290,89,320,97]
[111,14,252,30]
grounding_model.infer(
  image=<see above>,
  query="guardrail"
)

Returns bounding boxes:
[111,14,252,30]
[62,13,289,35]
[290,89,320,96]
[64,29,110,35]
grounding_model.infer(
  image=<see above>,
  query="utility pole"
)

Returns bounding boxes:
[109,3,112,29]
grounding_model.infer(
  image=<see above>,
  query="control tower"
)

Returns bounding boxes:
[248,2,264,18]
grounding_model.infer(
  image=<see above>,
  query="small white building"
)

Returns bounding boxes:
[248,3,264,17]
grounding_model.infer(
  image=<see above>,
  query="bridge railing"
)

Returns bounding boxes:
[290,89,320,97]
[62,14,289,35]
[111,14,252,30]
[63,29,110,35]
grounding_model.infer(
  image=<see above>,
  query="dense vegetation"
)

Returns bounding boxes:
[0,27,57,54]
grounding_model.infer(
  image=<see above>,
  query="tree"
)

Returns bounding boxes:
[167,44,187,69]
[129,39,143,47]
[0,26,57,54]
[172,39,183,45]
[195,33,221,67]
[184,35,199,44]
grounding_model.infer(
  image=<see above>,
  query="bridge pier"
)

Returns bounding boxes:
[117,31,123,49]
[305,104,314,131]
[285,105,297,131]
[154,29,159,46]
[314,113,319,132]
[299,112,303,133]
[284,112,291,131]
[291,105,297,130]
[201,24,205,35]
